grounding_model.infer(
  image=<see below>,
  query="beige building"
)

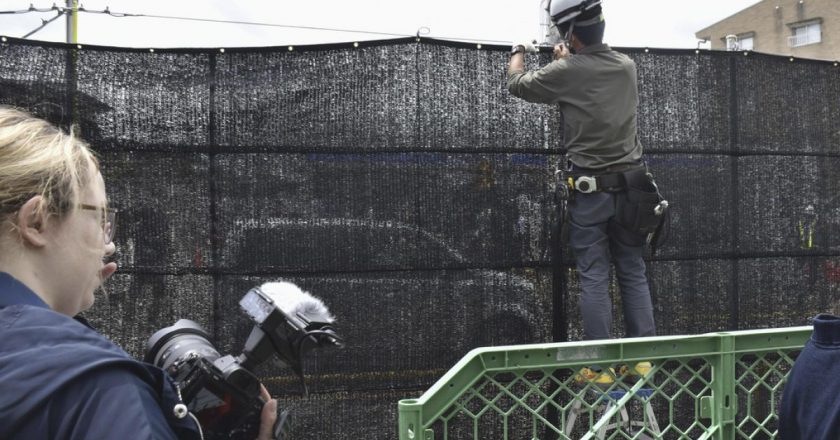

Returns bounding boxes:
[695,0,840,61]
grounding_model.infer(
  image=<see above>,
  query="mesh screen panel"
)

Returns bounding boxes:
[1,36,839,438]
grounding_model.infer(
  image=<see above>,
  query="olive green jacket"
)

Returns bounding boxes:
[507,43,644,169]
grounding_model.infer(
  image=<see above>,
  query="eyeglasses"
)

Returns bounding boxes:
[79,204,117,244]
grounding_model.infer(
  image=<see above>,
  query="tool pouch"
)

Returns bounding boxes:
[615,167,663,238]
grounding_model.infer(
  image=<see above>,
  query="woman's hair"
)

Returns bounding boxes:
[0,106,98,224]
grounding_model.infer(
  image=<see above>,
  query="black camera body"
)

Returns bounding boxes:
[145,283,342,439]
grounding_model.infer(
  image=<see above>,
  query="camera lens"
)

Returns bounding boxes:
[145,319,220,371]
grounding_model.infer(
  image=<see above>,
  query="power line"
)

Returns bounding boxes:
[89,6,415,39]
[22,10,65,38]
[0,5,62,14]
[0,5,516,45]
[112,12,414,38]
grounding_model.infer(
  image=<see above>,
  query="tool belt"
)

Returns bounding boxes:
[567,162,644,194]
[560,162,669,248]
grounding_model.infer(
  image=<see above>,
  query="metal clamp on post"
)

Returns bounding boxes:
[554,164,573,250]
[555,168,570,201]
[646,181,670,255]
[654,200,669,216]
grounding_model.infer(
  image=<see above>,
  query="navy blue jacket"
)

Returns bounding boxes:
[0,272,200,440]
[779,314,840,440]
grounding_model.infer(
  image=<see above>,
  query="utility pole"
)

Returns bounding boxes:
[65,0,78,44]
[539,0,561,45]
[539,0,551,44]
[66,0,79,131]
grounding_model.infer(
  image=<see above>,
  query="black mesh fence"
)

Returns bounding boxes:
[1,36,839,438]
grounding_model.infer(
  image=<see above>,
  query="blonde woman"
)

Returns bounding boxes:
[0,107,277,440]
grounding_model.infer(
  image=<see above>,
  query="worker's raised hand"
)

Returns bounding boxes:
[513,41,539,54]
[554,43,571,60]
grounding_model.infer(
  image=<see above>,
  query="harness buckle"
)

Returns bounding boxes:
[574,176,598,193]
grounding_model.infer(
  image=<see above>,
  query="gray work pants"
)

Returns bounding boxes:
[568,190,656,340]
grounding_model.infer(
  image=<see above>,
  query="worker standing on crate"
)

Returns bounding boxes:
[507,0,666,379]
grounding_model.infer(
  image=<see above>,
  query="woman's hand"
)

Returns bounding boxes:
[255,385,278,440]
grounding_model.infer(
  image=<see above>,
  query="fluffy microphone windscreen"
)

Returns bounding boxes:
[259,281,336,323]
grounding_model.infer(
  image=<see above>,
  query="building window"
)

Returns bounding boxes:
[789,22,821,47]
[738,35,754,50]
[723,33,755,51]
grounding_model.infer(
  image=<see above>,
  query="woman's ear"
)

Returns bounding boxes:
[16,196,50,248]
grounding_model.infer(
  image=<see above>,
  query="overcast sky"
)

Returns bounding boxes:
[0,0,762,49]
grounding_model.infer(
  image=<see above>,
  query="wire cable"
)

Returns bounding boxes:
[95,10,516,44]
[422,35,515,45]
[81,8,415,39]
[0,5,62,14]
[22,11,64,38]
[0,5,517,45]
[187,412,205,440]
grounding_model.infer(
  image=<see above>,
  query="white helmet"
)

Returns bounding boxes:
[547,0,602,28]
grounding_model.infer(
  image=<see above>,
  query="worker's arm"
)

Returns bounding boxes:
[508,51,526,77]
[507,45,572,104]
